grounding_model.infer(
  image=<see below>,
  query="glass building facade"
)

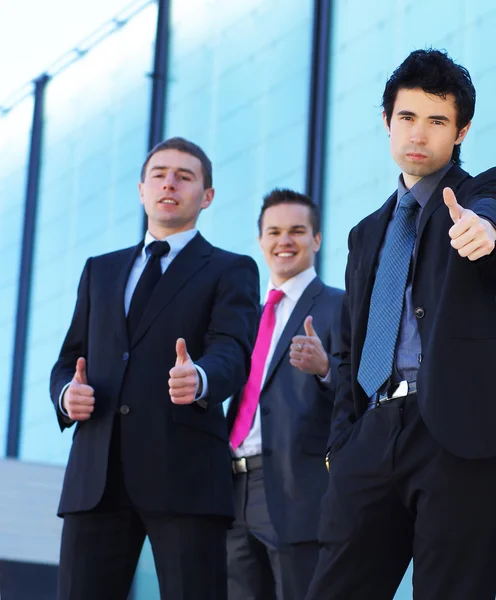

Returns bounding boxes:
[2,0,496,597]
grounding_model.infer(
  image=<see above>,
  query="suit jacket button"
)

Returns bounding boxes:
[261,407,270,416]
[119,405,130,415]
[414,307,425,319]
[122,352,129,361]
[263,447,272,456]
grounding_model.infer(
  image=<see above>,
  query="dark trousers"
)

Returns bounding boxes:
[306,395,496,600]
[228,466,319,600]
[58,421,228,600]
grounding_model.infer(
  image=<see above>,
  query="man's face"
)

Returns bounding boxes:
[138,149,214,237]
[259,203,321,287]
[384,87,471,188]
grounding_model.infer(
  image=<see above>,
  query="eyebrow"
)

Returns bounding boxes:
[397,110,450,122]
[266,224,308,231]
[149,165,196,177]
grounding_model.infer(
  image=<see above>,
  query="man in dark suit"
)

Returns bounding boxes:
[226,189,343,600]
[50,137,260,600]
[306,50,496,600]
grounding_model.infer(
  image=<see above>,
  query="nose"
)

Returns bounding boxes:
[278,232,292,245]
[162,171,177,189]
[409,121,427,145]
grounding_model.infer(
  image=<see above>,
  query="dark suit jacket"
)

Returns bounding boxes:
[330,165,496,461]
[50,233,260,517]
[227,277,344,543]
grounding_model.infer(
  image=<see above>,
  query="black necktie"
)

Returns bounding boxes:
[127,240,170,338]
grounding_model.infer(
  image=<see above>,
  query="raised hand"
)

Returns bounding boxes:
[444,186,496,261]
[290,316,330,377]
[63,357,95,421]
[169,338,199,404]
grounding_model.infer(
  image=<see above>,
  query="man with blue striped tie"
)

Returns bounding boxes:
[306,49,496,600]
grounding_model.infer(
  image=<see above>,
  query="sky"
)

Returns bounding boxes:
[0,0,131,103]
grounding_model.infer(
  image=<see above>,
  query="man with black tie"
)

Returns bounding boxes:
[50,137,260,600]
[226,189,343,600]
[306,50,496,600]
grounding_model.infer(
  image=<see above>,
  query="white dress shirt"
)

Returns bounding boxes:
[233,266,318,458]
[59,228,208,415]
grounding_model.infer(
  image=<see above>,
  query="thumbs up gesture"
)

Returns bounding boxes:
[63,357,95,421]
[169,338,199,404]
[290,316,330,377]
[444,187,496,261]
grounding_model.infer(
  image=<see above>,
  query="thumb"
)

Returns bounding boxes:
[175,338,190,365]
[75,357,87,385]
[443,187,463,223]
[304,315,317,337]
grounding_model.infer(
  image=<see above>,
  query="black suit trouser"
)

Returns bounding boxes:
[227,466,319,600]
[306,394,496,600]
[58,420,228,600]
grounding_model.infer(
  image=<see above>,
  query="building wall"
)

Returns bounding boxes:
[1,0,496,598]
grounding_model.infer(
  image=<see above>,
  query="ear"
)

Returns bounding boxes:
[200,187,215,209]
[382,110,391,135]
[313,232,322,253]
[138,182,145,206]
[454,120,471,146]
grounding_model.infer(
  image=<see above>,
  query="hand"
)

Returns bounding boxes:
[63,357,95,421]
[169,338,199,404]
[444,187,496,261]
[290,316,330,377]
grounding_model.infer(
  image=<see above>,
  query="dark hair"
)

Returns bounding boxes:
[140,137,213,188]
[382,49,476,165]
[258,188,321,235]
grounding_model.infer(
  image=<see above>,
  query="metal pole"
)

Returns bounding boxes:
[305,0,332,273]
[6,74,49,458]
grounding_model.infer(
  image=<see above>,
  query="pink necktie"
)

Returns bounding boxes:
[230,289,284,450]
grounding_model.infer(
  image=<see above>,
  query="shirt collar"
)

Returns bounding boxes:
[143,228,198,261]
[266,266,317,303]
[397,162,453,209]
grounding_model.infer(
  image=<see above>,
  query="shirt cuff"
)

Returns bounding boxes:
[317,368,332,386]
[194,365,209,400]
[59,382,71,416]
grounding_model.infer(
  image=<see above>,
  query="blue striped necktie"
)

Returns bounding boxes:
[357,191,419,397]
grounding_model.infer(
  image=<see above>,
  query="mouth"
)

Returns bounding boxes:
[274,251,297,258]
[158,197,178,206]
[406,153,428,161]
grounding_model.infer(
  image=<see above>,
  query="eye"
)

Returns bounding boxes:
[180,176,191,181]
[400,116,412,121]
[432,120,444,126]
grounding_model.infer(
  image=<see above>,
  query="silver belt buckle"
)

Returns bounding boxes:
[389,379,408,399]
[377,380,408,405]
[232,457,247,474]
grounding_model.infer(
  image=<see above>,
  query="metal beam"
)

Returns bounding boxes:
[7,74,49,458]
[305,0,332,273]
[142,0,171,235]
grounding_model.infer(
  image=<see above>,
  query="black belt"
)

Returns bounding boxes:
[368,379,417,409]
[232,454,263,474]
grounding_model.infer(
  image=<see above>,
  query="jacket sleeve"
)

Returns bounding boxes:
[49,259,91,430]
[195,254,260,408]
[328,229,357,453]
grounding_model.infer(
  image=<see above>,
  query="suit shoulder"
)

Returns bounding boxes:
[210,246,258,269]
[463,166,496,194]
[90,244,139,265]
[322,285,345,299]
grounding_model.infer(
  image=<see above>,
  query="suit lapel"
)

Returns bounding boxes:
[104,243,143,348]
[414,164,469,260]
[262,277,325,392]
[130,233,213,347]
[355,193,396,316]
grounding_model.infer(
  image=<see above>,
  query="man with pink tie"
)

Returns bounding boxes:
[226,189,344,600]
